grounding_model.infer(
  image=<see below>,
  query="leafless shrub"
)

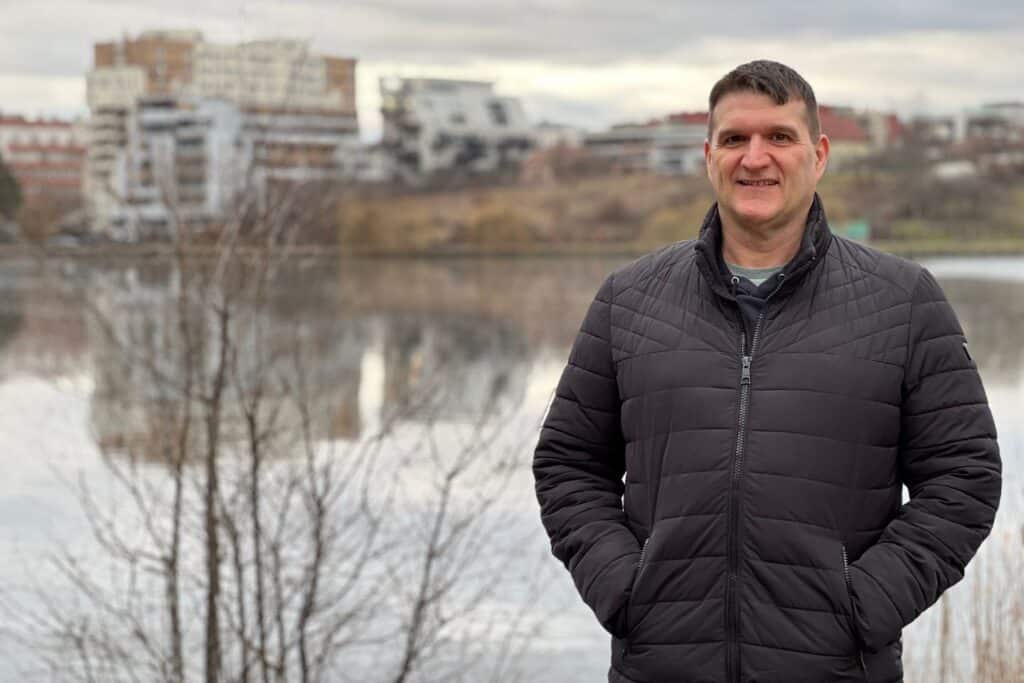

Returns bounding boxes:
[0,133,543,682]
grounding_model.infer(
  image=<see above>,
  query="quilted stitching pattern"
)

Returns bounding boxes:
[534,212,1000,683]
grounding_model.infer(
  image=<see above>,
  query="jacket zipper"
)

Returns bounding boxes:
[842,544,870,680]
[726,314,762,682]
[725,273,790,682]
[635,536,651,587]
[622,535,652,656]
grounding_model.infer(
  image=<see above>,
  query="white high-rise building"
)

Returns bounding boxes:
[189,39,355,115]
[583,123,706,175]
[85,30,358,239]
[380,77,534,183]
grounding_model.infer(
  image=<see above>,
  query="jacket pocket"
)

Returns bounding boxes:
[621,533,653,653]
[841,543,870,680]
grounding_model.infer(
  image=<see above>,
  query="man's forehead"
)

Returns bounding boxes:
[710,92,810,134]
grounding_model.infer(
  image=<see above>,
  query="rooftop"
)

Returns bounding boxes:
[0,114,78,128]
[819,106,870,142]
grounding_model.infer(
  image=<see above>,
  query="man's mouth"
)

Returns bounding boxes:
[737,179,779,187]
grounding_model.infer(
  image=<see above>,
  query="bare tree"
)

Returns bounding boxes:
[0,109,544,681]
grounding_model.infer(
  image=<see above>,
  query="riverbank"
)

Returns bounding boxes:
[5,236,1024,262]
[5,170,1024,260]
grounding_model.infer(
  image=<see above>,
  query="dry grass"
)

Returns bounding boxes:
[336,174,715,254]
[334,171,1024,256]
[903,521,1024,682]
[968,522,1024,682]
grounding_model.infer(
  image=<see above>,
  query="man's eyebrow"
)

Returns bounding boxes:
[770,125,801,138]
[714,128,744,141]
[715,125,802,142]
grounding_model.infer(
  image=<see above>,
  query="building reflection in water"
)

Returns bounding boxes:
[81,259,531,460]
[0,286,25,363]
[379,314,527,424]
[85,262,370,457]
[0,257,1021,460]
[0,264,89,380]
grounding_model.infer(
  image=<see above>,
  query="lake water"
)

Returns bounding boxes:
[0,254,1019,682]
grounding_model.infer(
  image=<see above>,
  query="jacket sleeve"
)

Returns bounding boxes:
[533,273,640,637]
[849,267,1002,652]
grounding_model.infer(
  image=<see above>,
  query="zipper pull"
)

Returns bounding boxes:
[741,356,751,385]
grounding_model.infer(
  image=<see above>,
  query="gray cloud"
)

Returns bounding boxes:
[4,1,1023,77]
[1,1,1022,133]
[298,0,1024,64]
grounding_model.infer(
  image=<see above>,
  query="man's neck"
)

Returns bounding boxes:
[719,208,809,269]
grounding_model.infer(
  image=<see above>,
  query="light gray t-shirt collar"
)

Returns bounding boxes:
[726,262,785,287]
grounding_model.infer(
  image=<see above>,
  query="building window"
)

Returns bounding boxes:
[488,101,508,126]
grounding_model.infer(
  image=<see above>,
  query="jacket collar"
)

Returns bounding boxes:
[694,192,832,301]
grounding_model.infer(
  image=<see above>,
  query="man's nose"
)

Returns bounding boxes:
[741,136,770,169]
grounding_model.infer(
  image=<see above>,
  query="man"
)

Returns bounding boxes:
[533,60,1001,683]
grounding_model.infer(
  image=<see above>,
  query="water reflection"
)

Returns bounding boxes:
[0,288,24,355]
[0,275,84,379]
[940,277,1024,387]
[71,259,543,457]
[380,315,527,422]
[1,257,1022,441]
[85,262,372,451]
[0,255,1019,682]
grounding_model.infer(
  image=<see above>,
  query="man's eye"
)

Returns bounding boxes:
[722,136,744,146]
[770,133,792,143]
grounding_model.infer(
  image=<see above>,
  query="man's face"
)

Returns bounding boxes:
[704,91,829,233]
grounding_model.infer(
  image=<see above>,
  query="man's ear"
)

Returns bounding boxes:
[814,134,830,178]
[704,140,712,178]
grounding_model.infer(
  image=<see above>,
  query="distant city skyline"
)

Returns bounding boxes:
[2,1,1023,141]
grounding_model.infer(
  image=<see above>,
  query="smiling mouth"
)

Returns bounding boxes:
[737,179,779,186]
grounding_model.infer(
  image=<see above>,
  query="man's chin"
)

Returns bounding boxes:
[730,204,780,229]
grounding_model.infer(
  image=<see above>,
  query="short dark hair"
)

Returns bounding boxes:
[707,60,820,141]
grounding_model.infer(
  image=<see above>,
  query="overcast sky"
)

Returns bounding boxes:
[2,1,1022,141]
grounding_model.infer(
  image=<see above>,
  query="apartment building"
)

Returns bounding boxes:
[583,121,706,176]
[962,102,1024,143]
[86,32,187,227]
[188,39,356,116]
[93,30,198,95]
[816,105,873,167]
[85,30,358,238]
[980,102,1024,127]
[0,113,87,223]
[107,94,366,239]
[380,77,533,183]
[531,121,585,149]
[105,97,231,238]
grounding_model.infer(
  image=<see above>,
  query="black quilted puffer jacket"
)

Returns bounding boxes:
[533,196,1001,683]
